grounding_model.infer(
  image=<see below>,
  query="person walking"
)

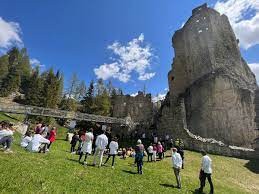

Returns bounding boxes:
[172,147,182,189]
[135,139,145,174]
[198,151,214,194]
[79,128,94,166]
[104,137,118,168]
[93,129,108,167]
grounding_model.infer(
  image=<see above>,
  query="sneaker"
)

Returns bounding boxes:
[46,149,49,152]
[71,151,76,154]
[112,166,115,169]
[83,161,87,166]
[4,149,13,153]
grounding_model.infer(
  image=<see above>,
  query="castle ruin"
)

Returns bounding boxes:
[156,4,259,158]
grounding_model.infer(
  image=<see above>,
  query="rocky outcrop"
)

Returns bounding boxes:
[158,4,258,150]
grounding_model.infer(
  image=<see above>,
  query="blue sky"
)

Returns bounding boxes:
[0,0,259,100]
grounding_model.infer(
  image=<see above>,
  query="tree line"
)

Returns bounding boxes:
[0,47,123,117]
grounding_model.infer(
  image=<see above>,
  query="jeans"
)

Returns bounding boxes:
[173,167,181,188]
[104,154,116,166]
[199,170,214,193]
[0,136,12,149]
[93,147,104,166]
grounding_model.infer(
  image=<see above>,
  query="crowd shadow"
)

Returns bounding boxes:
[244,159,259,174]
[122,170,137,175]
[159,183,175,188]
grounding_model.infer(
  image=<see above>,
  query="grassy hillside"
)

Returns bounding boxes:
[0,116,258,193]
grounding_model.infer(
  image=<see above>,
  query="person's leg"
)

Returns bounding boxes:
[93,148,99,165]
[173,168,180,188]
[199,171,206,192]
[139,159,143,174]
[70,145,73,153]
[207,174,214,194]
[79,152,84,162]
[182,158,184,169]
[47,142,52,149]
[84,153,89,161]
[99,149,104,167]
[111,155,115,167]
[4,136,13,149]
[104,154,111,164]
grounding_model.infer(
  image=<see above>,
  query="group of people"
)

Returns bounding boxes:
[0,120,57,154]
[21,123,57,153]
[1,120,213,193]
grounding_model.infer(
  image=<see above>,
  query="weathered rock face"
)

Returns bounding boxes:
[159,4,258,148]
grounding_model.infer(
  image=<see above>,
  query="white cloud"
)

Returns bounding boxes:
[214,0,259,49]
[94,33,156,83]
[0,17,22,49]
[30,58,45,69]
[130,92,139,97]
[152,93,167,103]
[248,63,259,82]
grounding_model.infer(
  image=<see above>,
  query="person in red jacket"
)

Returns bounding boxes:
[47,127,57,151]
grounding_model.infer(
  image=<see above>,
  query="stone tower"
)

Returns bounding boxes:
[159,4,258,148]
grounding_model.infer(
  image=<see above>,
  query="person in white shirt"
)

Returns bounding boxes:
[27,132,50,153]
[147,143,153,162]
[199,151,214,194]
[104,137,119,168]
[93,129,108,167]
[79,128,94,165]
[20,131,32,148]
[0,121,14,153]
[172,147,182,189]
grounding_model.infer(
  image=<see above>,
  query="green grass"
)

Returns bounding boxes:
[0,112,25,123]
[0,115,258,193]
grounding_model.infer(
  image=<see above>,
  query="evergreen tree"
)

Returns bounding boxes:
[42,68,62,108]
[59,96,77,111]
[0,65,21,97]
[81,80,95,114]
[24,66,44,106]
[95,88,111,116]
[0,55,9,85]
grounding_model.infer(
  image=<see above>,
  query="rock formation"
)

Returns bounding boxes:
[158,4,258,148]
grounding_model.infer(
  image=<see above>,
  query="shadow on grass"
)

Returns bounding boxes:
[244,159,259,174]
[159,183,175,188]
[122,170,137,175]
[190,189,202,194]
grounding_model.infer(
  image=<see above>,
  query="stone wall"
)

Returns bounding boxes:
[112,91,154,134]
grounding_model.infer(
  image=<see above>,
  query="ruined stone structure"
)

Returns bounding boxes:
[157,4,259,158]
[112,91,154,134]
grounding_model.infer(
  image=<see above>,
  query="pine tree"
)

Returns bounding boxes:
[24,66,44,106]
[0,65,21,97]
[81,80,95,114]
[95,88,111,116]
[0,54,9,85]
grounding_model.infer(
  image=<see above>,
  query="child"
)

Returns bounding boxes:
[70,131,79,154]
[21,131,32,148]
[147,143,153,162]
[47,127,57,151]
[27,131,50,153]
[104,137,119,168]
[153,143,157,162]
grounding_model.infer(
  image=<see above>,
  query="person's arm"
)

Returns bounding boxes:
[40,136,50,144]
[0,130,13,137]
